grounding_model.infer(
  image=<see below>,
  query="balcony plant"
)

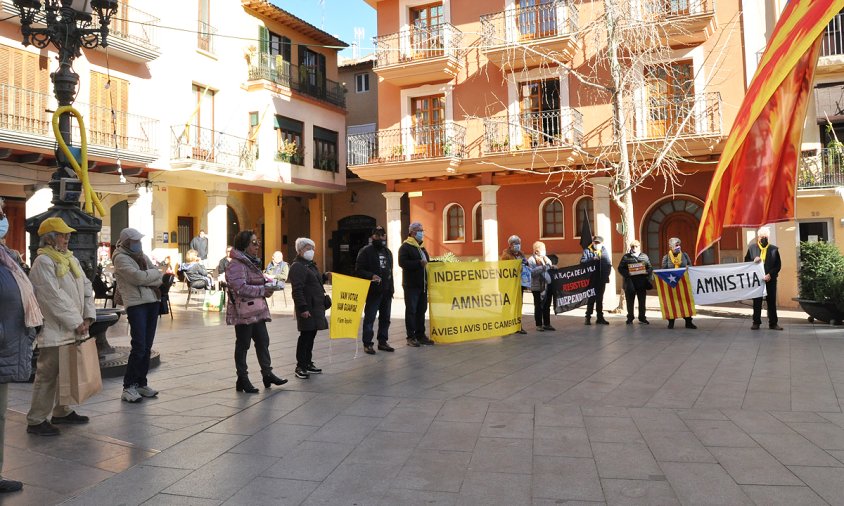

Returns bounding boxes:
[275,140,301,164]
[797,240,844,325]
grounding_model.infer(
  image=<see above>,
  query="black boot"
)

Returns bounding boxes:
[262,372,288,388]
[585,316,591,326]
[668,320,675,329]
[236,376,259,393]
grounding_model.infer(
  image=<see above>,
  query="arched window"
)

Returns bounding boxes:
[444,203,465,241]
[541,198,564,238]
[574,197,594,237]
[472,202,483,241]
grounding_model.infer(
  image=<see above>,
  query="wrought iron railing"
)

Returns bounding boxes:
[639,0,714,19]
[75,102,158,154]
[799,148,844,188]
[95,1,159,50]
[347,123,466,165]
[483,108,583,153]
[197,21,216,53]
[0,84,52,136]
[171,124,256,172]
[481,1,578,46]
[821,11,844,57]
[632,92,721,140]
[247,53,346,108]
[374,23,463,67]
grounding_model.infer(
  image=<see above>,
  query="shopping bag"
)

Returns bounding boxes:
[58,339,103,405]
[203,290,225,312]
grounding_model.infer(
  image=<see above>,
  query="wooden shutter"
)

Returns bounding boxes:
[259,26,269,54]
[90,71,129,148]
[0,45,50,135]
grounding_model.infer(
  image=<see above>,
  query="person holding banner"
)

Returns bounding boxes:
[501,235,528,334]
[528,241,555,331]
[289,237,331,378]
[745,227,783,331]
[581,236,612,325]
[618,240,652,325]
[355,226,395,354]
[661,238,697,329]
[399,223,434,346]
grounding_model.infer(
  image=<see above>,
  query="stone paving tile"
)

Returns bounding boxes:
[583,416,644,443]
[740,485,828,506]
[770,411,831,423]
[628,408,689,433]
[341,395,401,418]
[162,453,277,500]
[601,478,680,506]
[709,446,803,486]
[62,465,191,505]
[675,409,729,421]
[296,461,396,505]
[479,411,534,439]
[533,425,592,458]
[6,456,113,496]
[434,398,490,423]
[640,431,716,463]
[661,462,754,505]
[142,432,247,470]
[750,432,844,467]
[789,422,844,450]
[418,420,482,452]
[723,409,795,434]
[788,466,844,506]
[469,437,532,474]
[395,449,472,493]
[534,404,583,427]
[261,440,353,481]
[532,456,604,503]
[227,422,319,458]
[683,419,759,448]
[304,414,379,445]
[142,494,222,505]
[591,442,662,480]
[378,488,458,505]
[456,471,532,505]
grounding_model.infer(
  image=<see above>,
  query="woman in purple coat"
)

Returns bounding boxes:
[226,230,287,393]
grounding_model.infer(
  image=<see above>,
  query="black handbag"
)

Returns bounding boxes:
[324,294,331,309]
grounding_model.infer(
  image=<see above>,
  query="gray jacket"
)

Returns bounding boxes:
[113,247,162,308]
[0,252,36,383]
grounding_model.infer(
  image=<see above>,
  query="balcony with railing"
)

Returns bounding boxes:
[197,21,217,54]
[799,149,844,188]
[631,92,722,142]
[247,53,346,108]
[374,23,463,86]
[818,11,844,74]
[348,122,466,169]
[93,1,160,61]
[171,125,256,176]
[483,108,583,152]
[634,0,717,48]
[480,1,578,71]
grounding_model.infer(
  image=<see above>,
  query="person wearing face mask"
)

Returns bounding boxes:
[355,226,395,354]
[501,235,529,334]
[112,228,164,402]
[617,240,652,325]
[527,241,555,331]
[581,236,612,325]
[399,222,435,346]
[26,218,97,435]
[289,237,331,379]
[661,237,696,329]
[745,226,782,331]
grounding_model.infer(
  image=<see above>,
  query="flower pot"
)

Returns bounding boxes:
[794,298,844,325]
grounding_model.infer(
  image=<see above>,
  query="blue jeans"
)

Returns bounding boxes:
[362,293,392,346]
[404,287,428,339]
[124,302,159,388]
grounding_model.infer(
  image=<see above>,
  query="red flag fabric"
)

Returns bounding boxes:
[653,268,696,320]
[696,0,844,260]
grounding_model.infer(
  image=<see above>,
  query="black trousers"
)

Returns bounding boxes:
[586,282,606,318]
[296,330,317,369]
[234,321,272,378]
[404,287,428,339]
[532,288,552,326]
[362,292,392,346]
[625,287,647,321]
[753,279,778,326]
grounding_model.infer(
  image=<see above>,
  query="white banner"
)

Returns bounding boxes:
[688,262,767,305]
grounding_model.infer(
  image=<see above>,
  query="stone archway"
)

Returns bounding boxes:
[643,197,718,265]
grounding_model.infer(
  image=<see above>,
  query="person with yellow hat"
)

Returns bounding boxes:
[26,217,96,436]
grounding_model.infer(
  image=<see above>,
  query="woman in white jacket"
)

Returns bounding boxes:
[26,218,96,436]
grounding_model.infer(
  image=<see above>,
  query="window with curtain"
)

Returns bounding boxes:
[445,204,465,241]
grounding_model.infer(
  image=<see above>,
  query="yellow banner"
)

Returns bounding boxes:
[328,273,372,339]
[428,260,523,344]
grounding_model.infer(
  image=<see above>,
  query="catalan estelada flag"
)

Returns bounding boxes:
[696,0,844,260]
[653,268,696,320]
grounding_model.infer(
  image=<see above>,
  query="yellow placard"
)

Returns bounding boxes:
[328,273,372,339]
[427,260,523,344]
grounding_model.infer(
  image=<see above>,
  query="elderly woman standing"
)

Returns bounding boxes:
[288,237,330,379]
[226,230,286,393]
[113,228,163,402]
[26,217,96,435]
[501,235,529,335]
[528,241,555,332]
[0,200,40,491]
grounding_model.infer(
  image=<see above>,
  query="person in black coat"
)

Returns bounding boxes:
[288,237,331,379]
[580,235,612,325]
[618,239,652,325]
[355,226,395,354]
[745,226,783,330]
[398,222,433,347]
[661,237,697,329]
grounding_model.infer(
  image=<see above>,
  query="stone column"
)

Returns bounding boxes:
[25,186,52,265]
[383,191,405,294]
[152,186,169,251]
[589,176,617,307]
[128,186,153,253]
[478,185,500,261]
[205,185,228,267]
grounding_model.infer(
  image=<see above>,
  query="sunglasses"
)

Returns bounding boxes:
[250,239,261,245]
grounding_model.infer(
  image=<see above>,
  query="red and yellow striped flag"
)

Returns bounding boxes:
[653,268,696,320]
[696,0,844,260]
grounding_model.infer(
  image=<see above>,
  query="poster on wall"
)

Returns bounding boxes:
[163,232,169,244]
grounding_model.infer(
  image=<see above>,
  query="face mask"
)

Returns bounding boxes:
[414,231,424,242]
[302,250,315,261]
[759,238,768,247]
[372,239,385,249]
[536,249,546,256]
[631,248,640,255]
[512,243,521,252]
[0,217,7,239]
[128,241,142,254]
[673,246,681,254]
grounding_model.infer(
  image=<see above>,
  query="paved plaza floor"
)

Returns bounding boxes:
[3,287,844,505]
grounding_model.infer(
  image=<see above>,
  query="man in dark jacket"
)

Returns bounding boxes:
[398,222,433,346]
[355,226,395,354]
[745,226,783,330]
[580,235,612,325]
[190,230,208,260]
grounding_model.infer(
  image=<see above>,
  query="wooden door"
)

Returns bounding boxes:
[410,3,444,58]
[517,0,557,40]
[411,94,445,157]
[645,60,694,138]
[191,85,215,161]
[177,217,194,261]
[520,80,560,147]
[659,211,717,264]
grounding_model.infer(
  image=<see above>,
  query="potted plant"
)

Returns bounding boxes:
[275,140,299,164]
[796,240,844,325]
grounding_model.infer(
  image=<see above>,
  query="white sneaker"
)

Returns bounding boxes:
[121,386,142,403]
[136,385,158,398]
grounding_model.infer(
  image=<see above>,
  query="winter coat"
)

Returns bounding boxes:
[355,244,394,300]
[0,255,36,383]
[29,253,97,348]
[618,252,653,292]
[398,238,431,290]
[181,261,211,288]
[225,249,271,326]
[527,253,553,292]
[661,251,692,269]
[288,256,329,332]
[113,247,163,308]
[580,245,612,283]
[190,236,208,260]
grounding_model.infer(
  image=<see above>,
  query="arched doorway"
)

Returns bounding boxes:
[227,206,240,247]
[643,197,718,265]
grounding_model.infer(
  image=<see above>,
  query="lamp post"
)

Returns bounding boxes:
[13,0,119,279]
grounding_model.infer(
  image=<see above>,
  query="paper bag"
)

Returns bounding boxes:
[58,339,103,405]
[203,290,225,312]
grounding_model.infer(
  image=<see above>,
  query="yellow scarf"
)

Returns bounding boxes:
[37,246,82,278]
[758,242,769,262]
[668,249,683,268]
[589,245,602,258]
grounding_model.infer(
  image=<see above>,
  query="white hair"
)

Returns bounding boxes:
[668,237,681,248]
[756,226,771,238]
[408,222,423,234]
[295,237,315,254]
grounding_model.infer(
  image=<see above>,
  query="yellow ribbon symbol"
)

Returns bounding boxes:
[51,106,105,217]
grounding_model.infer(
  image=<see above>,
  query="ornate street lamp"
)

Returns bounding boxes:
[12,0,119,279]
